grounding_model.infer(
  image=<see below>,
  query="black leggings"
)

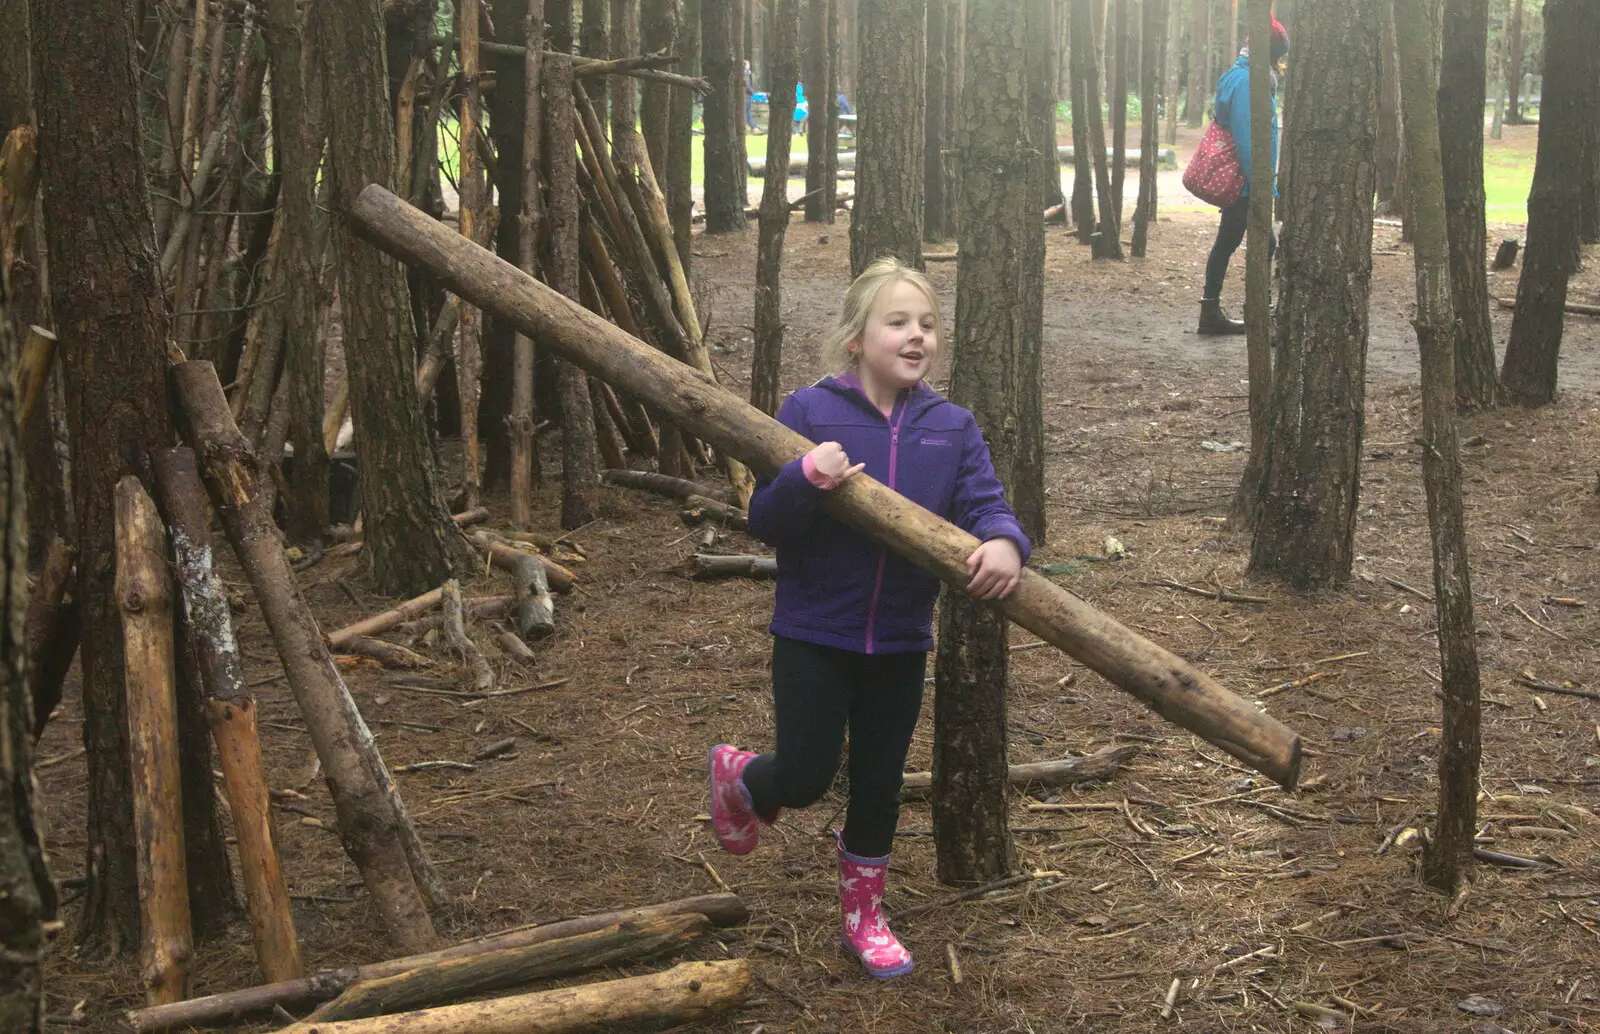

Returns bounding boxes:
[1204,194,1275,300]
[741,637,925,858]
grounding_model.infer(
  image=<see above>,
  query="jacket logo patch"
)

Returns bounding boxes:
[920,437,952,446]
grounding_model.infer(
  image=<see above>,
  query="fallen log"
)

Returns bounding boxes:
[600,468,738,506]
[115,477,193,1005]
[469,530,577,594]
[680,495,749,530]
[329,587,448,650]
[305,913,712,1022]
[172,360,441,951]
[350,184,1303,787]
[338,637,433,670]
[440,579,493,694]
[899,744,1138,796]
[684,554,777,580]
[152,447,304,984]
[1496,296,1600,317]
[25,536,77,739]
[127,893,749,1032]
[273,959,749,1034]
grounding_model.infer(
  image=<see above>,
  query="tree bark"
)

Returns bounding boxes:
[1074,0,1122,258]
[923,0,949,242]
[544,56,604,527]
[751,0,798,416]
[150,447,303,984]
[172,362,440,952]
[1109,0,1127,223]
[667,0,700,263]
[1504,0,1523,123]
[1439,0,1497,410]
[1392,0,1484,898]
[582,0,610,121]
[848,0,925,274]
[350,182,1306,787]
[804,0,837,223]
[641,0,674,183]
[1163,0,1180,145]
[24,537,75,739]
[1069,3,1095,239]
[703,0,746,231]
[1248,0,1376,587]
[457,0,487,510]
[311,0,468,596]
[934,0,1045,885]
[1183,0,1208,124]
[115,478,193,1005]
[0,283,52,1034]
[511,0,544,529]
[1131,0,1165,255]
[1374,4,1400,207]
[31,0,172,951]
[1029,0,1065,212]
[1500,0,1588,406]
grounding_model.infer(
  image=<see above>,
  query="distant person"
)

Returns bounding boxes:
[837,92,853,116]
[744,59,760,133]
[794,81,809,133]
[706,259,1029,980]
[1198,17,1289,335]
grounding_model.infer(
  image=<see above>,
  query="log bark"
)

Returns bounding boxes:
[12,325,53,433]
[274,959,748,1034]
[1393,0,1484,897]
[440,579,493,694]
[600,469,739,505]
[23,536,75,739]
[338,637,432,670]
[171,360,440,952]
[685,553,777,579]
[128,895,749,1032]
[1500,0,1589,406]
[510,0,545,530]
[308,914,712,1022]
[350,183,1303,787]
[151,447,303,984]
[329,587,448,649]
[115,478,193,1005]
[469,531,578,594]
[751,0,798,417]
[847,0,924,274]
[902,743,1137,794]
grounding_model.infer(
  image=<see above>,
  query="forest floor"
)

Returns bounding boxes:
[36,195,1600,1032]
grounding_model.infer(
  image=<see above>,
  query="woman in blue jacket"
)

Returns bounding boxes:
[1198,17,1289,335]
[707,259,1030,979]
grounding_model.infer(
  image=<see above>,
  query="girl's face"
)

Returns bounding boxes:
[849,280,939,394]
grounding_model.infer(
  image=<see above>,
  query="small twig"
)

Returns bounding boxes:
[1141,578,1270,605]
[898,870,1062,922]
[1258,671,1339,699]
[1213,943,1279,972]
[945,942,963,985]
[1160,976,1181,1019]
[1512,675,1600,703]
[696,851,732,892]
[1384,576,1434,603]
[1077,920,1153,942]
[1511,601,1568,639]
[393,760,477,774]
[1474,847,1555,869]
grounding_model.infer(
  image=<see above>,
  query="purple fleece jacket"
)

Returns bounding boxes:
[747,374,1032,654]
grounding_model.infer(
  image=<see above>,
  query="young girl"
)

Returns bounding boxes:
[707,258,1030,979]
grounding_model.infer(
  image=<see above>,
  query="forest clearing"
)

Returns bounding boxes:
[3,0,1600,1031]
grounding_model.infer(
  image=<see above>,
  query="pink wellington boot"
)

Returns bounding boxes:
[708,744,765,855]
[836,833,914,979]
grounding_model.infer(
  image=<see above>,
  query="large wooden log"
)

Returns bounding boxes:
[348,184,1304,787]
[151,446,305,984]
[127,893,749,1031]
[274,959,749,1034]
[115,477,194,1005]
[307,913,712,1022]
[170,360,441,951]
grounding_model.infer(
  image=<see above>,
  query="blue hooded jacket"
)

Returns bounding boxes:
[748,375,1031,655]
[1213,53,1278,198]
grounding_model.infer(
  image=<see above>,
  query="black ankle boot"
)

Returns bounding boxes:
[1197,298,1246,335]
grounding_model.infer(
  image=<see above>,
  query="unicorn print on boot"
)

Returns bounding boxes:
[836,832,914,978]
[707,744,762,855]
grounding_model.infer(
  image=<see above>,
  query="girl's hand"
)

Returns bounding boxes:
[804,442,865,490]
[965,538,1023,599]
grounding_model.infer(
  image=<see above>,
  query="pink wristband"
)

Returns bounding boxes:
[802,452,840,490]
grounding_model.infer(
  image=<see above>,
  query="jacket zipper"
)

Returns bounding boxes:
[863,396,906,654]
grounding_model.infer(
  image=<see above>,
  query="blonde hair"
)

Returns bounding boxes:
[820,257,945,375]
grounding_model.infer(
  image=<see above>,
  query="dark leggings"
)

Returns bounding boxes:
[741,637,925,858]
[1203,194,1276,300]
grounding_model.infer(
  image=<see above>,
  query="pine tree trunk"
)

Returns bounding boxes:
[32,0,172,952]
[641,0,674,178]
[1069,2,1095,240]
[1392,0,1483,898]
[1131,0,1164,255]
[1248,0,1376,587]
[936,0,1042,885]
[265,0,330,546]
[1183,0,1207,124]
[1374,2,1401,207]
[803,0,836,223]
[1162,0,1180,145]
[312,0,469,596]
[752,0,799,416]
[0,288,52,1034]
[1500,0,1588,406]
[1504,0,1522,123]
[611,0,639,152]
[667,0,699,264]
[923,0,949,242]
[703,0,746,231]
[847,0,924,275]
[1029,0,1065,212]
[1075,0,1122,258]
[582,0,610,122]
[1439,0,1497,410]
[943,0,961,233]
[1109,0,1126,223]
